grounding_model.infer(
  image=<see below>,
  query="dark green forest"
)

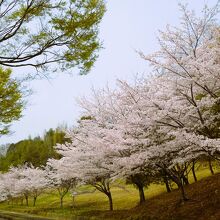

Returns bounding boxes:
[0,128,70,171]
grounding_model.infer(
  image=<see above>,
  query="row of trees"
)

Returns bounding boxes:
[0,3,219,211]
[0,163,77,207]
[0,165,49,206]
[0,128,70,170]
[50,3,220,209]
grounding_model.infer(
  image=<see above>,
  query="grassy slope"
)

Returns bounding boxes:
[96,173,220,220]
[0,166,218,220]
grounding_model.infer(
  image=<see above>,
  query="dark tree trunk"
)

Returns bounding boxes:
[182,175,189,185]
[106,192,113,211]
[178,182,188,201]
[192,161,197,182]
[137,185,145,204]
[93,180,113,211]
[25,195,28,206]
[208,158,214,175]
[60,196,64,208]
[163,176,171,193]
[33,197,37,206]
[72,196,75,208]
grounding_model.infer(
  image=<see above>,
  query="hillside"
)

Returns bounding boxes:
[0,172,219,220]
[86,173,220,220]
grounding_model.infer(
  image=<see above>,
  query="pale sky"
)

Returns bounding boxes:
[0,0,218,145]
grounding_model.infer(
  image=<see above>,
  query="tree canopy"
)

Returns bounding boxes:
[0,0,106,75]
[0,67,24,136]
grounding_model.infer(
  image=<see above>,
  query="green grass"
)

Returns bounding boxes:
[0,164,218,220]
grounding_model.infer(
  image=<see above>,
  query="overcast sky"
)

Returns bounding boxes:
[0,0,218,145]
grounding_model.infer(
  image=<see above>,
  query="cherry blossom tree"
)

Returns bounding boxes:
[0,164,48,205]
[76,84,158,204]
[0,171,18,203]
[139,2,220,160]
[46,158,78,208]
[7,165,49,206]
[55,118,117,211]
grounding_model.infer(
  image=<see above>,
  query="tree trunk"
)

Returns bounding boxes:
[33,197,37,206]
[192,161,197,182]
[60,196,64,208]
[137,185,145,204]
[25,195,28,206]
[178,182,188,201]
[106,192,113,211]
[208,158,214,175]
[163,176,171,193]
[72,196,75,208]
[182,175,189,185]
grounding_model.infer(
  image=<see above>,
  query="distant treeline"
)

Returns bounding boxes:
[0,128,70,171]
